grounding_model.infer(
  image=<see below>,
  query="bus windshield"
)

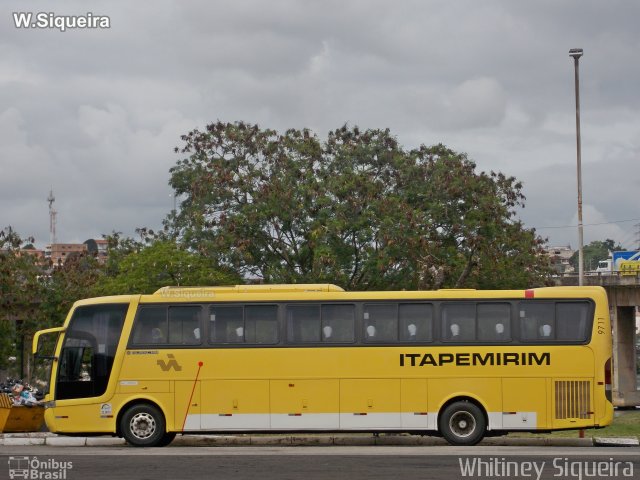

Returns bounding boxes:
[56,304,128,400]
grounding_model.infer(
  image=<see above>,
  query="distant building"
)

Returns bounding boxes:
[545,245,575,274]
[17,245,46,261]
[45,243,88,266]
[84,238,109,263]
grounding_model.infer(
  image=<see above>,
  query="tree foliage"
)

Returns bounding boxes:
[0,228,44,373]
[1,225,238,377]
[95,239,239,296]
[168,122,551,289]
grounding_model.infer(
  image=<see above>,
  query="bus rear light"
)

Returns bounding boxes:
[604,358,612,402]
[525,289,535,298]
[604,358,612,386]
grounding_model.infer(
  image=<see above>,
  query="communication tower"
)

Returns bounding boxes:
[47,189,57,246]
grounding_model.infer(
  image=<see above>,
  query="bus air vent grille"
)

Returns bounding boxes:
[554,380,591,420]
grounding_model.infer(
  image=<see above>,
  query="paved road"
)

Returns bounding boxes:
[2,446,639,480]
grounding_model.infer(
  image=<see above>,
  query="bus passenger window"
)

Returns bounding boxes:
[209,306,244,343]
[441,304,475,341]
[399,303,433,342]
[556,302,589,341]
[321,304,355,343]
[245,305,278,344]
[519,303,555,341]
[477,303,510,342]
[363,304,396,342]
[287,305,321,343]
[131,306,167,345]
[168,306,201,345]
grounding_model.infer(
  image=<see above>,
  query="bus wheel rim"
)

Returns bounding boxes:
[449,410,476,438]
[130,412,156,439]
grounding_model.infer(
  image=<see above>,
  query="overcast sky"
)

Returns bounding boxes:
[2,1,639,253]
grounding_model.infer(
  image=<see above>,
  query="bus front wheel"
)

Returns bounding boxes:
[438,401,486,446]
[121,404,167,447]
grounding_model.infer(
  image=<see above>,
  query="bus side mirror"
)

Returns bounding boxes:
[32,326,66,359]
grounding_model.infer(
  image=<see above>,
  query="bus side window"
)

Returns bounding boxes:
[209,305,244,343]
[441,304,475,341]
[363,304,397,342]
[131,306,167,345]
[398,304,433,342]
[321,304,355,343]
[245,305,278,344]
[477,303,511,342]
[168,306,201,345]
[519,302,555,341]
[556,302,589,341]
[287,305,321,342]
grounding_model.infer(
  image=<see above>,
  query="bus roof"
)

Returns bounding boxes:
[131,284,607,303]
[68,284,608,306]
[153,284,345,296]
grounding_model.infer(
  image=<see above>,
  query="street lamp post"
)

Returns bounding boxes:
[569,48,584,286]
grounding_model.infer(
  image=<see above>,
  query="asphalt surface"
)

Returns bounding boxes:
[2,445,640,480]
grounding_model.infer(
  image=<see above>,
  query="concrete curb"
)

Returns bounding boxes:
[593,437,640,447]
[0,432,603,447]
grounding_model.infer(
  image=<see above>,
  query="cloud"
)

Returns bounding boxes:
[1,0,639,251]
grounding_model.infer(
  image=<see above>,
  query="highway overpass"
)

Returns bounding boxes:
[554,273,640,407]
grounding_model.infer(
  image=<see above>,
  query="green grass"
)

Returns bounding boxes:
[508,410,640,439]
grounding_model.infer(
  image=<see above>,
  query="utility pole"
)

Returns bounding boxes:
[569,48,584,286]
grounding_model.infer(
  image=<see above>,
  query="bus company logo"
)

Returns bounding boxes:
[399,352,551,367]
[157,353,182,371]
[8,456,73,479]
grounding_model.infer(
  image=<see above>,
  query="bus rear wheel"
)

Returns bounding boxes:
[439,401,486,446]
[121,404,166,447]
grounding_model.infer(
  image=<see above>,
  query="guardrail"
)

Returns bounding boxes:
[552,272,640,286]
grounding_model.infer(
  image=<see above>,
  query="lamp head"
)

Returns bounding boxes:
[569,48,583,59]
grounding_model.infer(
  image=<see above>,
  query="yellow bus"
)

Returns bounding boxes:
[32,284,613,447]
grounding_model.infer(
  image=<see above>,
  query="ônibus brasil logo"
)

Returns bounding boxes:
[8,456,73,479]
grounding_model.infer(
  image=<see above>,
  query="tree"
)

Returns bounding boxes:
[95,239,239,296]
[40,253,104,329]
[570,239,624,272]
[0,227,43,376]
[168,122,550,290]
